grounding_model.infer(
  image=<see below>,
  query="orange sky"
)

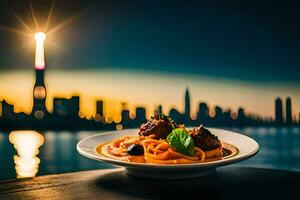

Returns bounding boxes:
[0,68,300,121]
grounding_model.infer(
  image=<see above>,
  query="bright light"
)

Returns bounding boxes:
[9,130,44,178]
[34,32,46,70]
[34,32,46,42]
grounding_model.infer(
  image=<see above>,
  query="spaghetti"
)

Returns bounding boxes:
[97,135,237,164]
[97,116,238,164]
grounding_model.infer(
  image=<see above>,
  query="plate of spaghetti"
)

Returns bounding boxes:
[77,114,259,179]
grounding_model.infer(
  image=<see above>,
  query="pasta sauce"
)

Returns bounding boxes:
[95,135,238,164]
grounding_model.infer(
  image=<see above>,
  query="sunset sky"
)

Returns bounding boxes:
[0,69,299,121]
[0,1,299,120]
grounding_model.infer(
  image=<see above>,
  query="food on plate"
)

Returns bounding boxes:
[138,114,176,139]
[189,125,223,160]
[96,114,238,164]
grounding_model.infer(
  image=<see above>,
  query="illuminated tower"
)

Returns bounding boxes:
[184,88,191,122]
[32,32,48,119]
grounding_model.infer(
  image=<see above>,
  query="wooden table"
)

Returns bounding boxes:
[0,166,300,200]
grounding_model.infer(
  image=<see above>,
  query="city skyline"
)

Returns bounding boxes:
[1,84,299,131]
[1,69,300,121]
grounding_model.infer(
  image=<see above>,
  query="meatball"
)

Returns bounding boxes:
[138,114,175,139]
[189,125,220,150]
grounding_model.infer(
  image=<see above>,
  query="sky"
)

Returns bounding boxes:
[0,0,299,120]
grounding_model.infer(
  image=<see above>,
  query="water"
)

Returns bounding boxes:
[0,127,299,180]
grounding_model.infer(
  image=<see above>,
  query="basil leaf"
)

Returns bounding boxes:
[167,128,195,156]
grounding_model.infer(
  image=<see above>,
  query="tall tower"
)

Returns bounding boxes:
[286,97,292,126]
[184,88,191,122]
[275,97,283,125]
[32,32,48,120]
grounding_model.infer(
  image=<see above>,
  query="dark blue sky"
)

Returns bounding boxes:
[1,0,300,82]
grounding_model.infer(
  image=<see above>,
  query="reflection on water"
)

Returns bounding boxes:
[9,131,44,178]
[232,127,300,171]
[0,127,299,180]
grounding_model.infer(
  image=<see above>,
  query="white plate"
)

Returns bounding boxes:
[77,128,259,179]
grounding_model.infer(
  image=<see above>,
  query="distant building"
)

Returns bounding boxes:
[215,106,223,118]
[53,96,80,118]
[275,97,283,125]
[121,109,130,127]
[237,108,246,125]
[120,102,131,126]
[135,107,147,125]
[184,88,191,122]
[197,102,209,121]
[286,97,292,126]
[212,106,224,126]
[169,108,185,124]
[96,100,104,117]
[1,100,14,119]
[223,109,233,124]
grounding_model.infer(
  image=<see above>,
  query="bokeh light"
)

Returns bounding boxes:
[9,131,45,178]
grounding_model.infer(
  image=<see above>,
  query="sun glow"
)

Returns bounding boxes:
[0,0,82,70]
[34,32,46,70]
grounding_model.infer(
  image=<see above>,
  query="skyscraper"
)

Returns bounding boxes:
[275,97,283,125]
[286,97,292,126]
[1,100,14,119]
[184,88,191,122]
[169,108,185,124]
[121,109,131,127]
[121,102,131,127]
[96,100,104,117]
[135,107,147,125]
[32,32,48,120]
[197,102,209,120]
[237,108,246,125]
[214,106,223,119]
